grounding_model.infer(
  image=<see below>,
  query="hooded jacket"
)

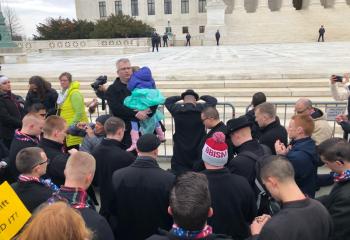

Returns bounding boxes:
[58,81,88,147]
[127,67,156,91]
[310,108,332,145]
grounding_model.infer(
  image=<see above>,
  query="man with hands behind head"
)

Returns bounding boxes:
[165,89,217,175]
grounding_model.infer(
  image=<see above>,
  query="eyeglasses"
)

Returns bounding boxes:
[295,108,308,114]
[31,159,50,169]
[118,67,132,71]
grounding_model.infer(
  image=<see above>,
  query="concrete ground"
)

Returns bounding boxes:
[2,42,350,79]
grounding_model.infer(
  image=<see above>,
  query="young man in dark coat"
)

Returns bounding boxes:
[92,117,135,220]
[165,89,217,175]
[245,92,266,139]
[317,138,350,240]
[0,75,24,149]
[147,172,232,240]
[193,107,233,171]
[254,102,287,154]
[201,132,256,239]
[249,156,332,240]
[106,58,150,147]
[110,134,175,240]
[11,147,56,213]
[226,116,267,188]
[275,114,318,198]
[49,151,114,240]
[38,115,73,186]
[8,113,44,183]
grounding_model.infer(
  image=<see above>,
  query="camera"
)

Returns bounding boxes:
[333,75,343,82]
[91,75,107,90]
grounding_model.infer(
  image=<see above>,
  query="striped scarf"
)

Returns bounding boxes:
[332,170,350,183]
[50,186,94,210]
[18,174,59,192]
[170,224,213,239]
[14,130,39,144]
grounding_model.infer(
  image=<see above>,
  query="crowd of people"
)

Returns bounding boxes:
[0,60,350,240]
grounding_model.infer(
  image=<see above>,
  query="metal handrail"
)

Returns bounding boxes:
[245,101,348,137]
[88,102,236,158]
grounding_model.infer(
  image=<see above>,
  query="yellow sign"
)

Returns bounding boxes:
[0,181,31,240]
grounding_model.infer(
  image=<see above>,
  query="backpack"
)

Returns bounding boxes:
[239,145,280,216]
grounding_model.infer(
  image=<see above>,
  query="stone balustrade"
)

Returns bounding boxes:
[15,38,151,52]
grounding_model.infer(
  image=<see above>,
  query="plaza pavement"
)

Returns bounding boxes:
[2,41,350,79]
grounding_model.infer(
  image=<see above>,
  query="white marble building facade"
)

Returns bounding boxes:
[75,0,350,44]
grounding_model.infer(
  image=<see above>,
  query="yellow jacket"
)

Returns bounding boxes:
[59,81,88,147]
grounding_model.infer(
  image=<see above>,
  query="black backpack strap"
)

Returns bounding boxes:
[239,151,268,211]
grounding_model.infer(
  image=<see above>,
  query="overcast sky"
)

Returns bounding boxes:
[3,0,76,38]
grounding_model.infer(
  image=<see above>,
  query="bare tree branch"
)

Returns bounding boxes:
[2,1,23,40]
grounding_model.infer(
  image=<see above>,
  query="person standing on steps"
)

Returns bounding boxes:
[318,25,325,42]
[186,33,191,46]
[163,33,168,47]
[215,30,221,46]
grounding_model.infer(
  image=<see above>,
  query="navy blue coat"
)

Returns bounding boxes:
[286,137,318,198]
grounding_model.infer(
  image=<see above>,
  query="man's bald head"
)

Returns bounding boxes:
[295,98,313,115]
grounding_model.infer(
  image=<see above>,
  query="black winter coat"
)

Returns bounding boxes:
[25,88,58,116]
[248,198,332,240]
[203,168,257,240]
[258,119,288,155]
[106,78,138,147]
[227,139,265,188]
[78,208,115,240]
[317,180,350,240]
[165,95,217,174]
[11,180,53,213]
[110,156,175,240]
[245,109,261,139]
[8,134,39,183]
[91,138,135,219]
[0,91,23,144]
[38,138,68,186]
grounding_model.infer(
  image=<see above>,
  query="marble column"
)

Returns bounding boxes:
[280,0,295,11]
[304,0,324,9]
[256,0,271,12]
[333,0,348,7]
[206,0,227,26]
[234,0,246,12]
[205,0,227,44]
